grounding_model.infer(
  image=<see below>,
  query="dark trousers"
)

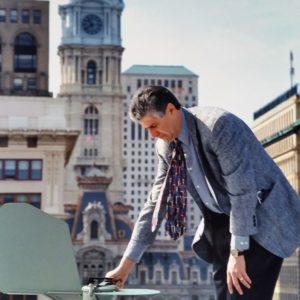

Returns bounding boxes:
[207,212,283,300]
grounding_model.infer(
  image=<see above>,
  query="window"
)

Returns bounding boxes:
[21,9,30,23]
[31,160,42,179]
[14,78,23,90]
[178,80,182,88]
[84,106,99,135]
[171,271,177,284]
[155,271,162,284]
[14,33,37,73]
[87,61,96,84]
[0,159,42,180]
[164,80,169,87]
[118,230,125,238]
[33,10,41,24]
[27,78,37,90]
[0,194,41,209]
[90,220,98,239]
[27,136,37,147]
[0,9,6,22]
[18,160,29,180]
[192,271,198,284]
[0,136,8,147]
[171,80,175,88]
[140,270,146,285]
[4,160,16,179]
[137,79,141,88]
[10,9,18,23]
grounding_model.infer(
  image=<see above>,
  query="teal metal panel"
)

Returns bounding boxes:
[0,203,82,294]
[123,64,197,76]
[0,203,160,299]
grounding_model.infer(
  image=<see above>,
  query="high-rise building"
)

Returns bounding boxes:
[59,0,125,204]
[121,65,200,237]
[252,84,300,300]
[0,0,51,96]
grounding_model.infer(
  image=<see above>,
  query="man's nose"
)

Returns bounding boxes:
[149,128,158,138]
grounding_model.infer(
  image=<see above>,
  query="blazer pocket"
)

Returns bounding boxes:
[257,183,275,205]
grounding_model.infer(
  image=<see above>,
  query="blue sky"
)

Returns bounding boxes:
[50,0,300,125]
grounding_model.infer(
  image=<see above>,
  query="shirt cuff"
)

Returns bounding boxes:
[230,235,250,251]
[123,239,149,263]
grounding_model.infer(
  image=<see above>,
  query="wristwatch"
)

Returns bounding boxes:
[230,249,244,257]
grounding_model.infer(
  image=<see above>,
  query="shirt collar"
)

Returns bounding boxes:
[177,108,190,146]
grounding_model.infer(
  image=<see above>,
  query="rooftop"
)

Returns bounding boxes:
[253,84,300,120]
[123,65,198,77]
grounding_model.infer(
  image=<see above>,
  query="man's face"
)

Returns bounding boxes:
[139,103,180,143]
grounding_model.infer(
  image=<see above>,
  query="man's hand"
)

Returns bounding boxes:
[105,257,136,289]
[227,254,252,295]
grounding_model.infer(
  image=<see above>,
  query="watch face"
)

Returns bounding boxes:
[82,14,103,35]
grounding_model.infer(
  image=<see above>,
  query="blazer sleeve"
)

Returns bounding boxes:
[124,139,170,263]
[210,113,259,237]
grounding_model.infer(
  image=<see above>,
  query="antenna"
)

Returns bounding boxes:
[290,50,295,88]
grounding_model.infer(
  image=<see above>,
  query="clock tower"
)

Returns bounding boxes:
[58,0,124,203]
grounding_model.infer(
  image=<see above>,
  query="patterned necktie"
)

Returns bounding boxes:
[152,140,187,240]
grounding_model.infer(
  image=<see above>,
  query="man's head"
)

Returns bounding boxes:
[129,86,182,142]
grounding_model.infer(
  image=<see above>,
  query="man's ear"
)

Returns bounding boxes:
[166,103,176,115]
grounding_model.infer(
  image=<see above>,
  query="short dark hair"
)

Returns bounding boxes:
[129,85,181,121]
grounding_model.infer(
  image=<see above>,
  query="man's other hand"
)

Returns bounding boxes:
[227,254,252,295]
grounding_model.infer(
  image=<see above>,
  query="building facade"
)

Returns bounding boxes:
[252,84,300,300]
[58,0,125,205]
[0,0,50,96]
[0,96,79,217]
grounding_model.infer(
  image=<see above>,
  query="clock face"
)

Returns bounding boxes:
[82,14,103,35]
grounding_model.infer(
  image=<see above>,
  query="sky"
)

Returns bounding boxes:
[49,0,300,125]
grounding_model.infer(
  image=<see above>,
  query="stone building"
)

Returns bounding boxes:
[0,96,79,217]
[58,0,125,205]
[0,0,50,96]
[252,84,300,300]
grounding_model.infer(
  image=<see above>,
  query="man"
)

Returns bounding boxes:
[106,85,300,299]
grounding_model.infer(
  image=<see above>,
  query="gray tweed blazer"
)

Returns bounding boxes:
[129,106,300,262]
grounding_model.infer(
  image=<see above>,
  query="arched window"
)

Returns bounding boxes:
[87,61,96,84]
[14,33,37,73]
[84,106,99,135]
[90,220,98,239]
